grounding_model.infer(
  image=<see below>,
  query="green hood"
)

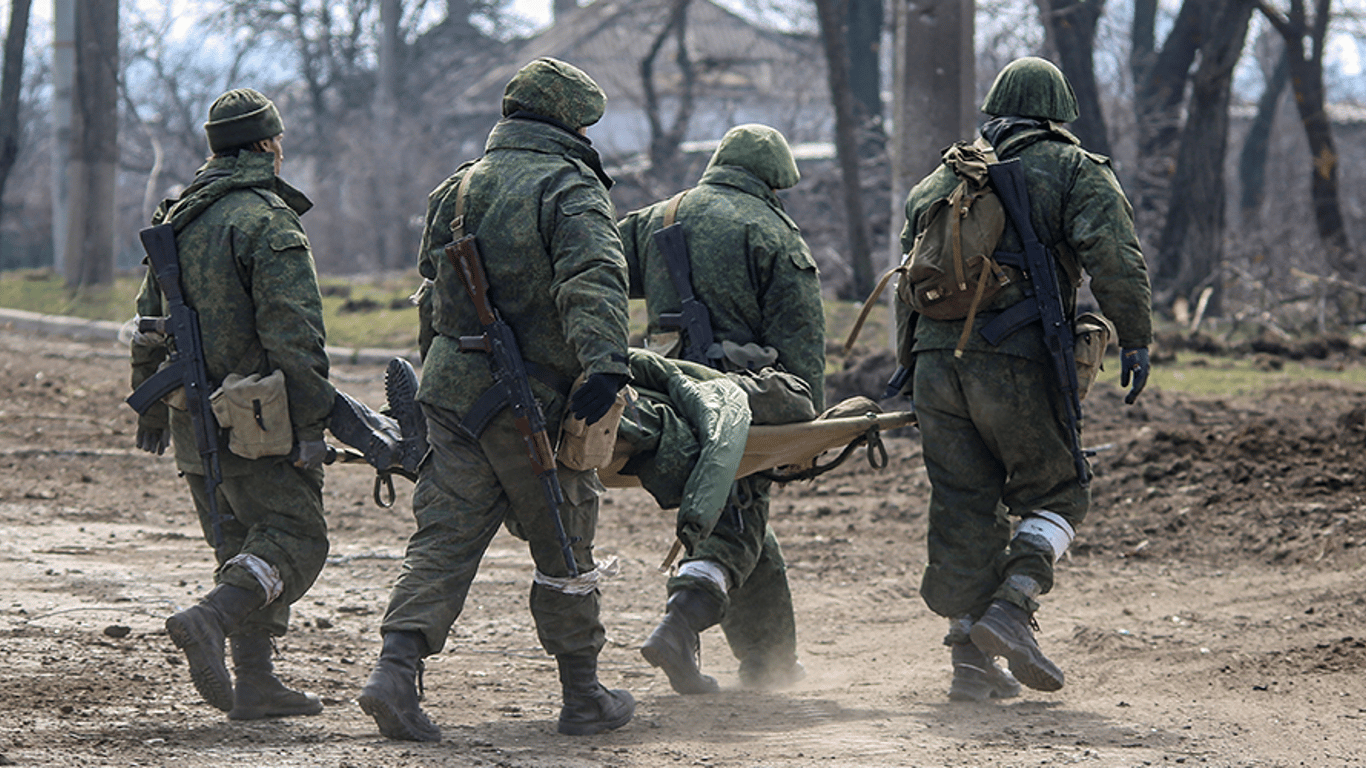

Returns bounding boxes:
[705,123,800,190]
[981,56,1080,123]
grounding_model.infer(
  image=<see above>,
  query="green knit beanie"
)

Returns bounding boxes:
[706,124,801,190]
[204,88,284,153]
[981,57,1080,122]
[501,57,606,130]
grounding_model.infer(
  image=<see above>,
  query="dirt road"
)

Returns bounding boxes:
[2,327,1364,767]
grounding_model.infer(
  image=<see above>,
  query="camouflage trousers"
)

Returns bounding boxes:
[184,460,329,637]
[913,349,1090,620]
[378,403,607,658]
[670,474,798,672]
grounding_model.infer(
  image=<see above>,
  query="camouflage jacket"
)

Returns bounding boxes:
[618,164,826,411]
[899,121,1153,360]
[416,117,630,422]
[131,152,334,475]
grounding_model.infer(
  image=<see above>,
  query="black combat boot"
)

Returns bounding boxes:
[357,631,441,742]
[640,588,723,694]
[948,641,1022,702]
[384,357,427,476]
[555,653,636,735]
[227,634,324,720]
[970,600,1065,692]
[165,583,265,712]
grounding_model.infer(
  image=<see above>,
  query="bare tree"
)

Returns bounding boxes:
[640,0,696,185]
[1152,0,1256,314]
[815,0,874,298]
[1258,0,1358,294]
[1238,34,1289,215]
[1034,0,1111,156]
[0,0,32,227]
[65,0,119,288]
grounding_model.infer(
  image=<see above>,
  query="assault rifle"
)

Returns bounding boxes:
[653,223,716,367]
[125,224,231,558]
[445,233,579,576]
[986,159,1089,487]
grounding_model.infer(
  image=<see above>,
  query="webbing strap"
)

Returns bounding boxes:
[450,162,479,240]
[662,189,690,228]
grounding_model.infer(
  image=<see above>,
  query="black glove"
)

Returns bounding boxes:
[569,373,627,426]
[1120,347,1150,405]
[293,439,330,471]
[136,426,169,455]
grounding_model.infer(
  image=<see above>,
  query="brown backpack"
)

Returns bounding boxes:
[844,138,1016,356]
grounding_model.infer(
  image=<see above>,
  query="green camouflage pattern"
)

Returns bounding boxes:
[501,57,606,129]
[706,123,801,190]
[913,350,1084,619]
[981,56,1080,122]
[379,401,609,657]
[416,117,630,416]
[619,160,826,411]
[898,118,1151,621]
[185,462,328,637]
[613,350,797,673]
[131,150,335,477]
[130,149,332,626]
[900,121,1152,356]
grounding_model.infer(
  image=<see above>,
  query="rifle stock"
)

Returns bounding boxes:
[126,224,231,557]
[987,160,1089,487]
[445,234,580,577]
[652,223,716,366]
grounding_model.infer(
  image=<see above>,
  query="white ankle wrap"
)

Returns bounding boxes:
[534,556,620,596]
[1015,510,1075,564]
[225,553,284,604]
[677,559,730,592]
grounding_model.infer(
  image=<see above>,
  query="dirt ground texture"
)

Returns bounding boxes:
[2,326,1365,768]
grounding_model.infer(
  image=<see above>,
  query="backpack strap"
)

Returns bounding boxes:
[662,188,690,228]
[450,161,479,240]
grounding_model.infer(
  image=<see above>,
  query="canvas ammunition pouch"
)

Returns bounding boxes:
[1073,311,1114,401]
[210,369,294,459]
[558,383,631,471]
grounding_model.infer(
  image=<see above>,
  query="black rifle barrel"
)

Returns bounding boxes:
[126,224,231,557]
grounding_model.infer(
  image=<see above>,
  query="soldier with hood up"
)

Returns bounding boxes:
[617,123,825,694]
[895,57,1152,701]
[355,58,634,741]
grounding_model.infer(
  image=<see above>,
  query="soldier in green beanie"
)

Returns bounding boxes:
[357,58,634,741]
[618,123,825,695]
[131,87,334,720]
[894,57,1152,700]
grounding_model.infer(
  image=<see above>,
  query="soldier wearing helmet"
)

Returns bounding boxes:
[894,57,1152,700]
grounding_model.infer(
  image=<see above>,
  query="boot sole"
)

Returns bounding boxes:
[970,622,1064,692]
[358,692,441,742]
[640,640,719,695]
[165,615,234,712]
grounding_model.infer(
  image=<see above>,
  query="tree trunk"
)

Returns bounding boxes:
[1154,0,1255,314]
[846,0,883,154]
[373,0,404,270]
[0,0,32,228]
[1238,43,1288,214]
[1130,0,1202,242]
[65,0,118,289]
[51,0,74,274]
[816,0,874,299]
[1035,0,1110,156]
[640,0,695,188]
[1260,0,1355,286]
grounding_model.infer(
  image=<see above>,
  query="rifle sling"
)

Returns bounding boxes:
[459,361,573,440]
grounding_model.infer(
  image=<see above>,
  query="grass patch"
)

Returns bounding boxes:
[1148,351,1366,396]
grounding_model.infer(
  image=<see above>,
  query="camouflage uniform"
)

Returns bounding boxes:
[619,124,825,688]
[132,150,334,636]
[131,88,333,719]
[359,58,633,741]
[897,58,1152,695]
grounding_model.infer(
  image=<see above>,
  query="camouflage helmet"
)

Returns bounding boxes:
[705,123,800,190]
[502,57,607,130]
[981,57,1080,123]
[204,88,284,153]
